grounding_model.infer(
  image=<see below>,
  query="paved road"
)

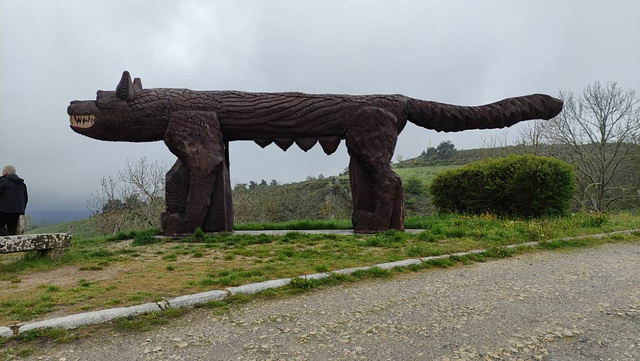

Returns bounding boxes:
[23,242,640,361]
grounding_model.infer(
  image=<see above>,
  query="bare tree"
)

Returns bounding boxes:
[119,157,165,227]
[88,175,124,215]
[543,81,640,211]
[89,157,166,234]
[517,120,545,155]
[480,130,511,157]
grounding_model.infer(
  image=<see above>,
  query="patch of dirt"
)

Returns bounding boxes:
[0,264,124,294]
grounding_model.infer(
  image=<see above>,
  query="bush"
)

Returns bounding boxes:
[430,155,575,218]
[131,228,161,246]
[191,228,207,242]
[404,177,425,195]
[108,230,137,241]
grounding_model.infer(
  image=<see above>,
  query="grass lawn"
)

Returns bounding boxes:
[392,165,459,184]
[337,165,458,184]
[2,211,640,326]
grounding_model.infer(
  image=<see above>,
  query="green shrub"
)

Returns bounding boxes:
[107,231,137,241]
[430,155,575,218]
[579,212,608,228]
[362,230,406,247]
[131,229,160,246]
[404,177,425,195]
[352,267,393,279]
[290,277,315,289]
[191,228,207,242]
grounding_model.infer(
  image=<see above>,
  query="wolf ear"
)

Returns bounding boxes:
[115,71,133,100]
[133,77,143,92]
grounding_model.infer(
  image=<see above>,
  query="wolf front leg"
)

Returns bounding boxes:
[162,159,189,235]
[163,111,233,235]
[346,107,404,233]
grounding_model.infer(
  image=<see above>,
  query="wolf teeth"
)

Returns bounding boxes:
[70,114,96,128]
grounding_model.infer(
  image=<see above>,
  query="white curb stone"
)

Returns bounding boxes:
[506,241,540,249]
[18,302,161,333]
[167,290,229,308]
[300,273,331,280]
[450,249,486,257]
[331,266,372,275]
[227,278,292,295]
[376,259,422,269]
[420,254,451,262]
[0,326,13,337]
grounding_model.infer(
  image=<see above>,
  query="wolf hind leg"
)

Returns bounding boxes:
[347,106,404,233]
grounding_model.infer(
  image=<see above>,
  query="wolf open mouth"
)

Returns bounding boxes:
[70,114,96,128]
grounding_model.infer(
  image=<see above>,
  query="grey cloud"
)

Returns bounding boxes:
[1,0,638,213]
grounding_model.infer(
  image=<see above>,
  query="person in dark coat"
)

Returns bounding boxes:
[0,165,28,235]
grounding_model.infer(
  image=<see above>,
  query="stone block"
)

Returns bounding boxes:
[331,266,372,275]
[227,278,292,295]
[0,233,71,258]
[167,290,228,308]
[18,302,160,333]
[376,259,422,270]
[0,326,13,338]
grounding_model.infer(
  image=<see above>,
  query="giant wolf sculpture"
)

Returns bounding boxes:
[68,71,562,235]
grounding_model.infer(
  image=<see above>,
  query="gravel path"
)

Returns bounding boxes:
[23,242,640,361]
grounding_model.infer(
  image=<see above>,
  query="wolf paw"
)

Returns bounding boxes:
[353,210,384,233]
[163,213,185,236]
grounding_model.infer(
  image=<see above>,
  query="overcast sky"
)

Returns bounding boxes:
[1,0,639,214]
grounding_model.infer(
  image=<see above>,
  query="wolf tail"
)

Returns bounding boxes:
[405,94,563,132]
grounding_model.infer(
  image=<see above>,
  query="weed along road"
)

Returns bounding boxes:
[15,241,640,361]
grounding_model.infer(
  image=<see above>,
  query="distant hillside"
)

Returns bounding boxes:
[28,217,98,239]
[233,163,455,223]
[233,176,353,224]
[395,144,556,168]
[233,144,577,223]
[27,145,552,235]
[27,210,90,227]
[392,165,459,182]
